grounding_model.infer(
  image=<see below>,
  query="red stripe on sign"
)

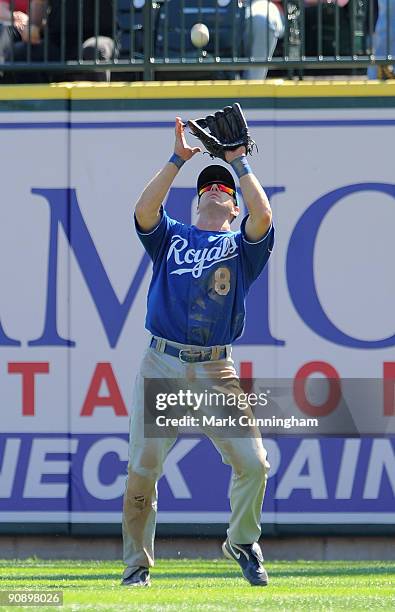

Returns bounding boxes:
[8,362,50,416]
[294,361,341,417]
[383,362,395,416]
[240,361,253,394]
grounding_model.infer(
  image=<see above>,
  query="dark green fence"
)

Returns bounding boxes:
[0,0,391,81]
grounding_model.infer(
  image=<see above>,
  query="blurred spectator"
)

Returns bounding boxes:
[304,0,352,57]
[368,0,395,79]
[244,0,285,79]
[242,0,378,80]
[7,0,118,83]
[0,0,28,62]
[304,0,378,58]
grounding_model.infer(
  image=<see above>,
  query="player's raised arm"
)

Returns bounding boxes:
[187,102,272,242]
[225,147,272,243]
[134,117,201,232]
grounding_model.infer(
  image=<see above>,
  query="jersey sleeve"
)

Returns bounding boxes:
[134,205,178,262]
[237,215,275,289]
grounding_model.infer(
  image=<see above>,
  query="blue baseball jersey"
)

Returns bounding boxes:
[135,206,274,346]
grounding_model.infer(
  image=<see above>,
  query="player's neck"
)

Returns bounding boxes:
[195,212,232,232]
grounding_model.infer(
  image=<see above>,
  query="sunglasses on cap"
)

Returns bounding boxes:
[198,183,236,198]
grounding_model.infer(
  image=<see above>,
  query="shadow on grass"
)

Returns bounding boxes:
[271,566,395,578]
[150,571,238,580]
[2,574,119,582]
[5,570,239,583]
[4,565,394,584]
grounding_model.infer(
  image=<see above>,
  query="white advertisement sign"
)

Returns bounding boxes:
[0,98,394,527]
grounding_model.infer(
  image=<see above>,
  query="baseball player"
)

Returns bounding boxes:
[122,105,274,588]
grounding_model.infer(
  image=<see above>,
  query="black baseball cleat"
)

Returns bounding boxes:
[222,538,269,586]
[121,567,150,587]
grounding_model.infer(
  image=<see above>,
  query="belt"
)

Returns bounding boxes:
[150,337,229,363]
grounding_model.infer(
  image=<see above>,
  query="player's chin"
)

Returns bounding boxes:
[210,197,228,206]
[216,201,233,212]
[202,198,221,209]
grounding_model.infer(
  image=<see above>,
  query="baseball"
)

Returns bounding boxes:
[190,23,210,49]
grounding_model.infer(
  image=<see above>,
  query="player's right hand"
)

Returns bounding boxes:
[174,117,201,161]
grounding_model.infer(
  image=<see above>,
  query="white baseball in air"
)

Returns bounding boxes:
[190,23,210,49]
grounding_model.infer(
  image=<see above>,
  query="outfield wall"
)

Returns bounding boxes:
[0,81,394,536]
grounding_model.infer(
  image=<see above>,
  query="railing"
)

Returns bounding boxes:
[0,0,393,81]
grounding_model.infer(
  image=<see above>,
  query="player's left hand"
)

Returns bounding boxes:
[225,146,247,163]
[174,117,201,161]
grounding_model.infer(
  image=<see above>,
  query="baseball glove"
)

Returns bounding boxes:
[187,102,256,161]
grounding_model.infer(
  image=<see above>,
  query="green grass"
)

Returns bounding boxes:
[0,559,394,611]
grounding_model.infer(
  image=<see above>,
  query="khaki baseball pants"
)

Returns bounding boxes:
[122,337,270,580]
